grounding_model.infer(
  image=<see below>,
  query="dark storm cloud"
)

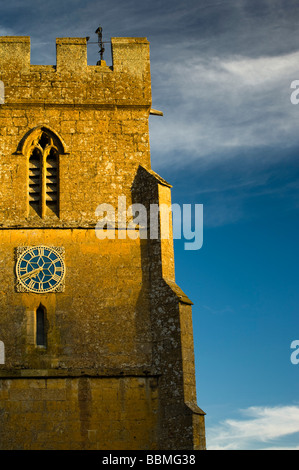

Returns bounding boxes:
[1,0,298,54]
[2,0,299,67]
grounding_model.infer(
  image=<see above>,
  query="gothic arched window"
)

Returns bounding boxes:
[27,129,61,218]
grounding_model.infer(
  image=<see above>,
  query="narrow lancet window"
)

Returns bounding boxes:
[46,148,59,216]
[36,305,46,347]
[27,129,60,218]
[29,148,42,217]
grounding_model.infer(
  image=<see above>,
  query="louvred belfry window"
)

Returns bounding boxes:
[29,147,42,215]
[27,130,60,218]
[46,148,59,216]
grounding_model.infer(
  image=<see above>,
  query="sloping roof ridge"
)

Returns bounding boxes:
[140,166,172,188]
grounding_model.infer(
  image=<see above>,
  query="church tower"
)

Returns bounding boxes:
[0,35,206,450]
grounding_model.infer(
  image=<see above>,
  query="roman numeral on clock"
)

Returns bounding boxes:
[37,247,45,257]
[28,280,36,289]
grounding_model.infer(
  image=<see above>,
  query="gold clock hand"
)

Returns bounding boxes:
[20,266,43,280]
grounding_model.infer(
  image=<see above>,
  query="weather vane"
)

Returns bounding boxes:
[95,26,105,64]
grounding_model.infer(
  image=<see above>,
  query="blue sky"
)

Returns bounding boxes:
[1,0,299,450]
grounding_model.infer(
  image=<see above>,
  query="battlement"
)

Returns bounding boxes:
[0,36,31,70]
[0,36,151,105]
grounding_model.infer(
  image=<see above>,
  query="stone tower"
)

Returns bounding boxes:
[0,35,206,450]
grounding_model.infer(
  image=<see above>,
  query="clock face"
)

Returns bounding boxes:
[16,246,65,293]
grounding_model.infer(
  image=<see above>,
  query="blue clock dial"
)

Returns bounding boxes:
[16,246,65,293]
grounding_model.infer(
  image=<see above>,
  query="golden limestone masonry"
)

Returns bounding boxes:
[0,35,206,450]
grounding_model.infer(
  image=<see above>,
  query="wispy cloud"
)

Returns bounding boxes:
[207,405,299,450]
[0,26,16,36]
[150,48,299,169]
[202,305,234,316]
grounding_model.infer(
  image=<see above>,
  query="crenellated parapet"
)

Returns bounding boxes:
[0,36,151,106]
